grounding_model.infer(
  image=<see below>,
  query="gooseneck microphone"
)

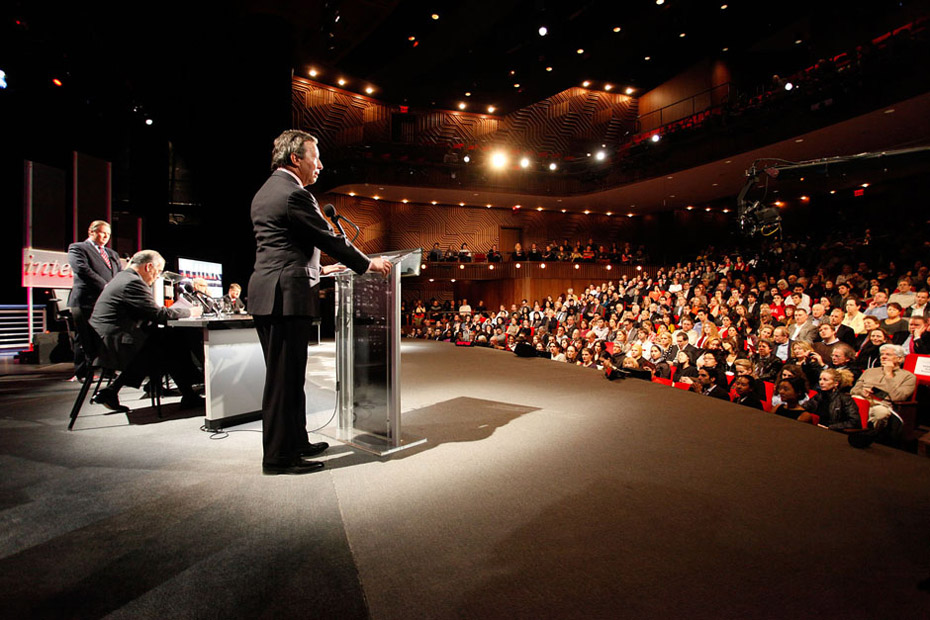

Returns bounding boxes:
[322,203,360,242]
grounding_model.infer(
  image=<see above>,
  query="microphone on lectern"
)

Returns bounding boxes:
[322,203,346,237]
[322,203,361,242]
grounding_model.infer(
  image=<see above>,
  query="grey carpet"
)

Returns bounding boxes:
[1,340,929,619]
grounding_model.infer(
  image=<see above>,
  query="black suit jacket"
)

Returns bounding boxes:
[835,324,857,347]
[248,170,370,317]
[89,269,192,369]
[67,239,121,308]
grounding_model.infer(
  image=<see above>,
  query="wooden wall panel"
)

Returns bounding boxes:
[293,78,637,154]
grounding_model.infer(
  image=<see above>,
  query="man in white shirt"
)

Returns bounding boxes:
[889,278,917,309]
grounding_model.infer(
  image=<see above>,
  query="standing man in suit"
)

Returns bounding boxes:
[249,130,391,476]
[67,220,122,380]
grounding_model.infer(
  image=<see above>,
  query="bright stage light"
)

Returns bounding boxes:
[491,152,508,169]
[520,157,530,168]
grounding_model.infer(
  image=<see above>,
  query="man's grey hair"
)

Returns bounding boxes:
[129,250,164,267]
[879,343,907,359]
[270,130,318,171]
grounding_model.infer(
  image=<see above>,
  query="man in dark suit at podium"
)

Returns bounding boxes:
[68,220,122,380]
[249,130,392,475]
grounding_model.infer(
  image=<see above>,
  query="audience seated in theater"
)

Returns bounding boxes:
[798,369,861,430]
[753,339,783,383]
[880,303,909,344]
[903,314,930,354]
[511,243,527,262]
[857,328,888,369]
[772,376,810,421]
[731,375,765,409]
[692,367,730,399]
[672,351,699,383]
[487,244,502,263]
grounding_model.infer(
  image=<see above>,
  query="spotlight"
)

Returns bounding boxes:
[490,152,508,169]
[538,26,548,36]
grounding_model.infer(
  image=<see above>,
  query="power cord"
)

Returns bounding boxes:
[199,398,338,439]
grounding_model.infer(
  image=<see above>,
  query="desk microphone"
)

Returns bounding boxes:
[323,203,360,242]
[161,270,184,283]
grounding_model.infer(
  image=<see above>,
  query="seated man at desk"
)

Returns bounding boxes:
[191,277,221,314]
[222,283,246,314]
[90,250,204,411]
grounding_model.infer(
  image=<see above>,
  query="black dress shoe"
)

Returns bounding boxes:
[262,460,325,475]
[92,388,129,413]
[299,441,330,458]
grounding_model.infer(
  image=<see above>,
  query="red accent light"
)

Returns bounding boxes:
[399,106,408,114]
[854,189,865,197]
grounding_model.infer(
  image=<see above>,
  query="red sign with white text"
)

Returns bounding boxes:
[22,248,74,289]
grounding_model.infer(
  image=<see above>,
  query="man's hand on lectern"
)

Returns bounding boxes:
[367,257,392,277]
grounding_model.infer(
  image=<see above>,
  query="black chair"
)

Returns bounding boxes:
[67,328,163,430]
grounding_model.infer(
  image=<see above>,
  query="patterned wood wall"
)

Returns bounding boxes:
[292,78,637,154]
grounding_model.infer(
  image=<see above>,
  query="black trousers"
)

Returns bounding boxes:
[70,305,95,379]
[111,327,202,395]
[253,315,313,466]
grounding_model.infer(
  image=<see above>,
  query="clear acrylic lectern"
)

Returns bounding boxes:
[321,248,425,455]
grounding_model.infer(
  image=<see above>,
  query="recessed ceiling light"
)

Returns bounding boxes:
[625,87,635,95]
[520,157,530,168]
[722,208,730,213]
[644,56,651,61]
[537,207,543,211]
[795,39,802,45]
[365,86,374,94]
[463,155,471,163]
[487,106,495,113]
[830,190,836,194]
[582,80,591,87]
[348,192,356,196]
[486,204,492,208]
[538,26,548,36]
[656,0,665,4]
[604,84,613,91]
[861,183,870,188]
[613,26,621,33]
[576,48,584,54]
[545,66,553,72]
[549,163,558,171]
[373,195,380,200]
[401,199,408,203]
[651,134,660,143]
[431,200,438,205]
[721,4,728,9]
[679,32,686,38]
[408,36,416,41]
[561,209,567,213]
[884,108,895,114]
[606,212,612,216]
[584,210,591,215]
[686,206,694,210]
[705,207,712,212]
[513,83,520,88]
[431,13,439,20]
[458,102,466,110]
[712,182,719,186]
[338,78,347,86]
[309,68,318,77]
[459,202,465,206]
[795,138,804,143]
[722,47,729,52]
[800,196,810,201]
[509,70,516,76]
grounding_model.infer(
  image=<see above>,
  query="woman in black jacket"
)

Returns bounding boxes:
[799,368,862,430]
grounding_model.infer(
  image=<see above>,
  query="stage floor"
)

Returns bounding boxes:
[1,339,929,618]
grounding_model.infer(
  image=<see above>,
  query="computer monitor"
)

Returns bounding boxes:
[177,257,224,298]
